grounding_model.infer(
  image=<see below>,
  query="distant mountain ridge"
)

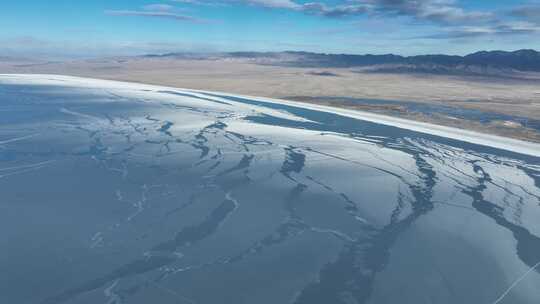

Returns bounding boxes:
[144,49,540,73]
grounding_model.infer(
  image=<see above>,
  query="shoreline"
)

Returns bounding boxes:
[1,73,540,157]
[283,96,540,144]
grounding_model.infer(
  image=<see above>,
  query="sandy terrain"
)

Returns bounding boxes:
[1,57,540,141]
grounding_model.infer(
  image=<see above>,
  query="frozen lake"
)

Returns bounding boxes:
[1,75,540,304]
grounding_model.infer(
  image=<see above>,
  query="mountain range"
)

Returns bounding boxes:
[144,49,540,75]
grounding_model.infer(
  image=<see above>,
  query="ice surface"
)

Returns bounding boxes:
[0,74,539,304]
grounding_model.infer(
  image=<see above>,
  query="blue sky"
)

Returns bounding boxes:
[2,0,540,58]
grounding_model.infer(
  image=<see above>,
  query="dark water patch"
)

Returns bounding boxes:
[161,102,210,115]
[306,71,340,77]
[217,154,254,177]
[206,121,228,130]
[281,147,306,181]
[144,115,160,122]
[190,121,229,159]
[158,90,232,106]
[226,130,273,146]
[153,199,237,252]
[293,96,540,132]
[158,121,174,137]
